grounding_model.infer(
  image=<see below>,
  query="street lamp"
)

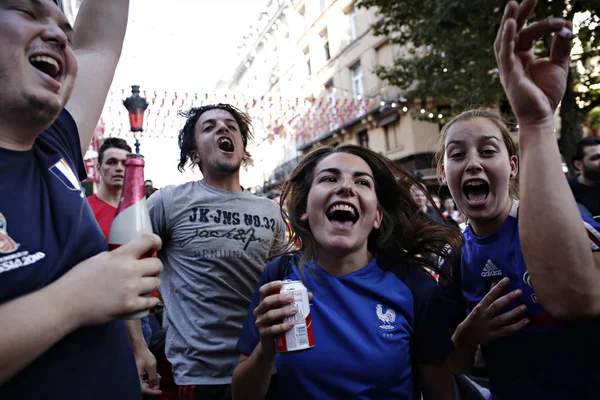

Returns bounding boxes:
[123,85,148,154]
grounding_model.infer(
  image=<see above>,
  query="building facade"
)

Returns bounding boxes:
[222,0,445,193]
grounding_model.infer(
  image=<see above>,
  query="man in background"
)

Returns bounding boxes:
[146,179,159,198]
[87,137,160,395]
[87,138,131,240]
[569,137,600,219]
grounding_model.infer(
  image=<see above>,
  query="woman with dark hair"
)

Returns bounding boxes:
[232,144,462,399]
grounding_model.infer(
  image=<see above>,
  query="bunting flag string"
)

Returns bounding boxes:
[98,88,383,147]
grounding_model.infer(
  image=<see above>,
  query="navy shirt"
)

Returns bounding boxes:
[461,200,600,400]
[237,255,454,399]
[569,176,600,218]
[0,110,140,399]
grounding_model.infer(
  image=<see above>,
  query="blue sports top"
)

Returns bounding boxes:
[461,200,600,400]
[237,255,454,399]
[0,110,140,399]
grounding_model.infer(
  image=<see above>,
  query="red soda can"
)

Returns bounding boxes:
[108,154,154,319]
[275,280,315,353]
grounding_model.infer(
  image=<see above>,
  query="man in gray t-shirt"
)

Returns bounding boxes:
[147,104,285,399]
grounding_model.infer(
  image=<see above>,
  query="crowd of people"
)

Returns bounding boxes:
[1,1,599,400]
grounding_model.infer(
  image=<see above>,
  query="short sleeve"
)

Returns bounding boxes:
[406,268,456,365]
[147,187,170,239]
[582,214,600,252]
[41,109,86,181]
[236,257,286,356]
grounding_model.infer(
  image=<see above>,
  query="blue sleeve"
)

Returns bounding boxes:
[582,214,600,252]
[41,109,86,181]
[236,256,287,356]
[406,268,456,365]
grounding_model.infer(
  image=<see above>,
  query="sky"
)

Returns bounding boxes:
[101,0,268,188]
[112,0,266,92]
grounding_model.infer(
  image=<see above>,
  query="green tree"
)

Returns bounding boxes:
[359,0,600,173]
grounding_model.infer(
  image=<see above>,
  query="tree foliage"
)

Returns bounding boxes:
[359,0,600,166]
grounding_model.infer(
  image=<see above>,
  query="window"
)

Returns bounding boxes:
[349,6,357,40]
[324,80,334,93]
[299,6,307,30]
[304,47,311,76]
[324,80,336,106]
[322,31,330,61]
[351,64,363,97]
[319,0,326,12]
[358,130,369,148]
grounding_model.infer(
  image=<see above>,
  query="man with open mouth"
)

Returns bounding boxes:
[144,104,286,400]
[0,1,164,399]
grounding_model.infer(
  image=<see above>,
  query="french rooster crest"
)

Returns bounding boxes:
[376,303,396,330]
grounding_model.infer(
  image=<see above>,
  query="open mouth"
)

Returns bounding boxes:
[29,56,61,79]
[463,179,490,204]
[217,137,235,153]
[326,203,359,229]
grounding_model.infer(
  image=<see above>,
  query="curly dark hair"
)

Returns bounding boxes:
[177,103,254,172]
[277,144,463,283]
[98,138,132,165]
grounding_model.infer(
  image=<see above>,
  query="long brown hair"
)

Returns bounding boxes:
[277,144,462,281]
[434,109,519,198]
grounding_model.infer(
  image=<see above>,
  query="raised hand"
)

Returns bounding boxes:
[56,233,163,327]
[494,0,574,126]
[454,278,529,346]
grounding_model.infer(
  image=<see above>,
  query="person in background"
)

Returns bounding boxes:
[87,138,131,241]
[146,179,159,198]
[87,138,160,395]
[0,0,162,398]
[442,197,460,223]
[438,2,600,398]
[411,184,445,224]
[569,137,600,218]
[431,193,442,210]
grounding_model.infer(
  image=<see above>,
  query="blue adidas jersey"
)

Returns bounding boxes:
[461,200,600,400]
[237,255,454,399]
[0,110,140,399]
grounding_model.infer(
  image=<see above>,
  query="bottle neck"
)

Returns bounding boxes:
[118,165,145,211]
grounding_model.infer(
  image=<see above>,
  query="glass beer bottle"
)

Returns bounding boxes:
[108,153,154,319]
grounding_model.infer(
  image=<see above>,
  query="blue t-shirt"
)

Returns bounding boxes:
[0,110,140,399]
[461,200,600,400]
[237,255,454,399]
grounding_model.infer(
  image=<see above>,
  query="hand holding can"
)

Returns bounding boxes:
[274,280,314,353]
[253,280,314,356]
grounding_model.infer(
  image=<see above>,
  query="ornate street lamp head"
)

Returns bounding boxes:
[123,85,149,132]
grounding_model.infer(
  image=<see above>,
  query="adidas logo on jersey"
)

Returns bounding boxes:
[481,259,502,277]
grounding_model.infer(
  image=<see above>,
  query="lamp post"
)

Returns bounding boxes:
[123,85,148,154]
